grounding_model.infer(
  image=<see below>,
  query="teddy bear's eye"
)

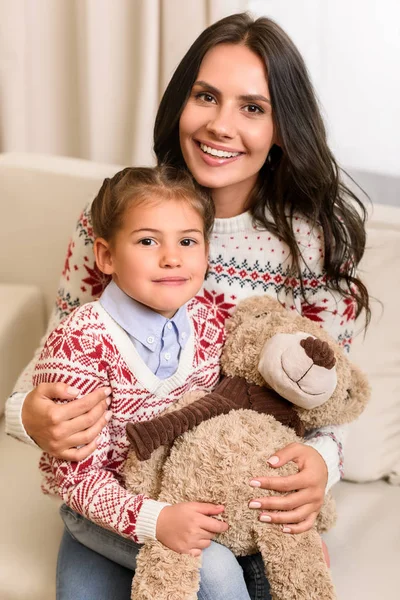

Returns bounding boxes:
[254,312,269,319]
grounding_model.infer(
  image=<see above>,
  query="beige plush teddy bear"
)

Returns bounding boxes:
[123,296,370,600]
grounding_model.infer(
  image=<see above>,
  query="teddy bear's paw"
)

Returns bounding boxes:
[255,525,337,600]
[131,540,201,600]
[316,492,337,534]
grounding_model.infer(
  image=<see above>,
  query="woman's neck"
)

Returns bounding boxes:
[211,178,256,219]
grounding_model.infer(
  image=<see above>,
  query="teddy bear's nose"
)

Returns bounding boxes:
[300,337,336,369]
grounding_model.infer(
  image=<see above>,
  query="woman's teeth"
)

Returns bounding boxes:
[200,143,240,158]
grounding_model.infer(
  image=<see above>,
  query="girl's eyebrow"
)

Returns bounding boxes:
[130,228,203,235]
[193,80,271,105]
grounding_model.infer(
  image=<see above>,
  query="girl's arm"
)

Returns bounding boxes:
[33,318,168,543]
[5,203,110,457]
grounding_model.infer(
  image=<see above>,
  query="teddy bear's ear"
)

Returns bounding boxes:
[343,362,371,421]
[226,296,287,333]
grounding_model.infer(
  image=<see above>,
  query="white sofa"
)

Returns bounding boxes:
[1,152,399,599]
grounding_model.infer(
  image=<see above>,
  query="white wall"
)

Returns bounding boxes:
[249,0,400,177]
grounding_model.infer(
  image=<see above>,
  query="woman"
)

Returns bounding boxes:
[6,13,369,600]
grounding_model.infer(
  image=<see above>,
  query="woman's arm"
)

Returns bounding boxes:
[249,219,357,531]
[5,203,111,457]
[297,219,356,487]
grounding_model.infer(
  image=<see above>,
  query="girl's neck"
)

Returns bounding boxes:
[211,178,256,219]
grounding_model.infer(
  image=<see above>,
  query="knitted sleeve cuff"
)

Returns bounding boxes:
[305,432,343,492]
[135,499,171,543]
[5,392,39,448]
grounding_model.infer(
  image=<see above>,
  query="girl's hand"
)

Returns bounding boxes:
[248,442,328,534]
[156,502,228,557]
[22,383,112,460]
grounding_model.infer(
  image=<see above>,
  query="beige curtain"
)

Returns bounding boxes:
[0,0,246,166]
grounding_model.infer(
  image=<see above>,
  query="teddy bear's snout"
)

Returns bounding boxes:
[258,332,338,409]
[300,337,336,370]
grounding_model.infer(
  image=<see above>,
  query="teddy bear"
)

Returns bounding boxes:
[123,296,370,600]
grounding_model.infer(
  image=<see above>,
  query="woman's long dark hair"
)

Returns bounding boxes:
[154,13,370,323]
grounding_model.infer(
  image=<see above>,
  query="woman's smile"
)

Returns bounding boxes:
[195,140,244,166]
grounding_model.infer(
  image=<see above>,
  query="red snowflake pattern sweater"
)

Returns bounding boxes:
[33,299,224,542]
[9,204,356,488]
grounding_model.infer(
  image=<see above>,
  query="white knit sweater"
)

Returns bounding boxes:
[7,203,355,489]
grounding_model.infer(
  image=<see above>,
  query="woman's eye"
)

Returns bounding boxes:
[243,104,264,114]
[180,238,196,247]
[139,238,155,246]
[196,92,216,104]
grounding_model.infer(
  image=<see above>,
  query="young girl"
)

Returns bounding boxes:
[34,165,259,599]
[6,12,369,600]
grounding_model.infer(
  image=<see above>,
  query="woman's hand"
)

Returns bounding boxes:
[22,383,112,460]
[248,442,328,534]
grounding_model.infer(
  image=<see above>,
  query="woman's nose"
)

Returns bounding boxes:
[206,106,236,139]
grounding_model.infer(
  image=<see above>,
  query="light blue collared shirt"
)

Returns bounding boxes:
[99,280,190,380]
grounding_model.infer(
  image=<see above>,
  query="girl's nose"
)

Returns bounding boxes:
[160,248,182,268]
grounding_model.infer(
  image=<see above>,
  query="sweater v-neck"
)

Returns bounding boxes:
[93,302,196,398]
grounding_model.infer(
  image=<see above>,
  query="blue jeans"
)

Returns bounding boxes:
[58,504,271,600]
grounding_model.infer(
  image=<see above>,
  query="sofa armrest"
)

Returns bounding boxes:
[0,284,45,416]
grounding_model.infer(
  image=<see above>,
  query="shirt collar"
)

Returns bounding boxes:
[99,280,190,351]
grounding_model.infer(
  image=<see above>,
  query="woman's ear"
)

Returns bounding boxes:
[94,237,114,275]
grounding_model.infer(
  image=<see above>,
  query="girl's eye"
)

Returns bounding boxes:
[196,92,216,104]
[243,104,264,114]
[139,238,156,246]
[180,238,197,247]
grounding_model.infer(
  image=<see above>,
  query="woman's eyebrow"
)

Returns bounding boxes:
[193,80,220,95]
[239,93,271,105]
[193,81,270,105]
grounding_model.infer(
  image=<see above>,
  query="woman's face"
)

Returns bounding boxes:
[179,43,276,205]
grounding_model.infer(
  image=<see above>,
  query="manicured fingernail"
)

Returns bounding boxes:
[106,397,111,406]
[105,410,112,422]
[249,480,261,487]
[104,387,112,396]
[282,527,291,533]
[249,501,262,509]
[67,386,79,395]
[260,515,272,522]
[95,434,101,445]
[267,455,279,465]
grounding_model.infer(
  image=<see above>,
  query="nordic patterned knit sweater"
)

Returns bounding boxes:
[33,298,224,543]
[7,203,354,487]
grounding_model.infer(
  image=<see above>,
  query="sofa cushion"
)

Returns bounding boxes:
[0,284,45,417]
[0,152,123,317]
[326,480,399,600]
[344,204,400,484]
[0,418,63,600]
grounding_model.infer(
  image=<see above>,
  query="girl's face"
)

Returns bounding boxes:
[179,43,276,208]
[94,197,208,319]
